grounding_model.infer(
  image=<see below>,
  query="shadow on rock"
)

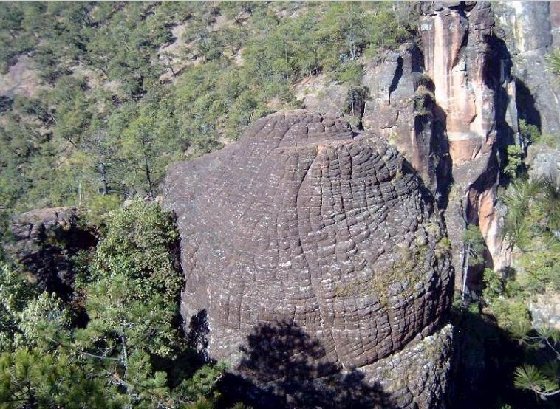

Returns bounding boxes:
[449,307,560,409]
[218,321,397,409]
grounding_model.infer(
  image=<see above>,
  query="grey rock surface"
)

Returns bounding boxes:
[164,110,453,407]
[527,144,560,186]
[494,1,560,136]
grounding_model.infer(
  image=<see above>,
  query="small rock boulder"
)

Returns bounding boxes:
[3,207,96,297]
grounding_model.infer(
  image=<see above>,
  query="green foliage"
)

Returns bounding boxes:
[502,120,541,180]
[0,348,111,409]
[513,328,560,401]
[0,3,42,73]
[16,293,72,351]
[0,5,415,405]
[482,177,560,403]
[0,263,35,351]
[334,61,363,86]
[482,268,504,301]
[89,201,181,303]
[0,203,224,407]
[503,145,524,179]
[514,364,558,396]
[74,201,223,407]
[82,194,121,226]
[547,48,560,77]
[0,2,414,220]
[519,119,541,145]
[463,224,487,267]
[78,201,182,359]
[501,179,560,293]
[0,266,113,407]
[489,297,532,339]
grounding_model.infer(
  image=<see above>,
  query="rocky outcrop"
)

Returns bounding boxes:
[296,1,560,295]
[163,2,560,405]
[489,1,560,274]
[3,207,96,297]
[362,44,443,192]
[0,55,41,99]
[296,75,350,119]
[164,111,453,408]
[362,324,453,409]
[494,1,560,137]
[527,143,560,186]
[420,2,505,286]
[530,294,560,330]
[361,2,508,289]
[493,1,560,195]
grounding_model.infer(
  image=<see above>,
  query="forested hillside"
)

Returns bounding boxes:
[0,2,412,230]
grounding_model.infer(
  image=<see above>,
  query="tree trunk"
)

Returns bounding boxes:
[461,244,470,304]
[144,154,154,199]
[98,162,109,195]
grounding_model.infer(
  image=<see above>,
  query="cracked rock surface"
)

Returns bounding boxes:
[164,110,453,390]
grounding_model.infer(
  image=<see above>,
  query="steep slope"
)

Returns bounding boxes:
[361,2,506,292]
[361,2,560,295]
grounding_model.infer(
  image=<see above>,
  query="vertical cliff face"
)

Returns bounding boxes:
[494,1,560,195]
[374,1,560,291]
[421,2,502,285]
[494,1,560,136]
[362,2,509,289]
[421,3,496,168]
[363,1,560,290]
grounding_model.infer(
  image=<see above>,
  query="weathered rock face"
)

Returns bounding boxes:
[3,207,96,297]
[421,3,497,170]
[494,1,560,197]
[296,75,350,119]
[362,44,444,192]
[421,2,506,286]
[361,2,507,287]
[164,111,453,408]
[494,1,560,137]
[530,294,560,330]
[300,1,560,294]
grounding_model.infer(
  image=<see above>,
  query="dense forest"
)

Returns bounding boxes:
[1,2,560,409]
[0,2,411,225]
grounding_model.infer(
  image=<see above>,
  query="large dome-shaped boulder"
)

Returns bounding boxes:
[164,111,453,408]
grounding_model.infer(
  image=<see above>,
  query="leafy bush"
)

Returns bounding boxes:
[0,203,224,407]
[504,145,524,179]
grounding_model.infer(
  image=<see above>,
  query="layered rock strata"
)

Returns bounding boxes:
[165,111,453,408]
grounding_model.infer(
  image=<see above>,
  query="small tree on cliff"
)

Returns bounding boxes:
[0,263,111,407]
[514,328,560,401]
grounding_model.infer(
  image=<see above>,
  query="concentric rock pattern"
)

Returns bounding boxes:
[165,111,452,368]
